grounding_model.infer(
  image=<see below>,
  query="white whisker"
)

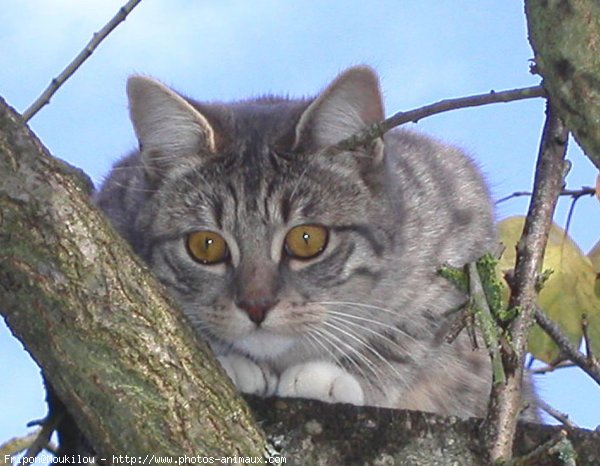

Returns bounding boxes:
[323,320,405,383]
[313,301,420,343]
[315,300,398,315]
[303,326,339,361]
[309,324,379,385]
[318,322,387,386]
[326,310,417,354]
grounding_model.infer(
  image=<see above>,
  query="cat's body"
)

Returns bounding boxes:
[96,67,499,416]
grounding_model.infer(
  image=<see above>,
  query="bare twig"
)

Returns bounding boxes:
[22,0,143,122]
[497,185,596,266]
[507,430,576,466]
[444,307,472,344]
[531,360,575,374]
[534,307,600,385]
[538,399,577,429]
[483,101,569,462]
[19,412,63,464]
[329,85,546,153]
[496,186,596,204]
[563,188,596,238]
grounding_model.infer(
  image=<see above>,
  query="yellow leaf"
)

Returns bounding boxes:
[587,240,600,357]
[497,216,600,363]
[588,239,600,273]
[589,239,600,300]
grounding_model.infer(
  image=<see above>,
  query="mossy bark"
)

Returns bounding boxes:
[525,0,600,169]
[0,97,266,457]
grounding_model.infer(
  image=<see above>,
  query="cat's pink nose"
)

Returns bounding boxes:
[237,298,277,325]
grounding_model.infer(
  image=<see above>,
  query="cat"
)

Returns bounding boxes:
[95,66,502,417]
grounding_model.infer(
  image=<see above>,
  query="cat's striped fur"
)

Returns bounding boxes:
[96,67,515,417]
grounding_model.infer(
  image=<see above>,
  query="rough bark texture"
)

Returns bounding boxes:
[525,0,600,169]
[247,397,600,466]
[0,97,266,457]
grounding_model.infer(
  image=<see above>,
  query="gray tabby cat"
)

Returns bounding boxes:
[95,66,498,417]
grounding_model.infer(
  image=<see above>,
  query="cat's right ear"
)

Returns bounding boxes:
[127,76,216,182]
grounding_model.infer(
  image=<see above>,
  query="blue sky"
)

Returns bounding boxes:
[1,1,599,443]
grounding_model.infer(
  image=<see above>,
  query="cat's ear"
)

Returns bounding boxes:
[127,76,216,179]
[294,66,384,158]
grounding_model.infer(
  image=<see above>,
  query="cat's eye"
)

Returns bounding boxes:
[186,231,229,264]
[284,224,329,260]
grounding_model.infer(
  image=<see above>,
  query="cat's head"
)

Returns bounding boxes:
[127,67,400,360]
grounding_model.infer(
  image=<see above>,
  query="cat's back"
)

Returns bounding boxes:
[384,128,496,267]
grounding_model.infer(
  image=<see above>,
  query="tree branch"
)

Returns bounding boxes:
[483,101,569,462]
[247,397,600,466]
[534,307,600,386]
[22,0,143,122]
[538,399,577,430]
[0,97,266,457]
[526,0,600,170]
[328,85,546,153]
[496,186,596,204]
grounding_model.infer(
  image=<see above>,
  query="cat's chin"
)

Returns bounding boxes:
[233,329,296,361]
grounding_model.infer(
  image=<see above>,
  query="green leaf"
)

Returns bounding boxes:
[497,216,600,363]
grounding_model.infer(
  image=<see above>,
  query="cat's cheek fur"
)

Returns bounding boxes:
[216,354,278,396]
[277,361,365,405]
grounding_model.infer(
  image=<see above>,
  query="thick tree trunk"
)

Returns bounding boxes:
[525,0,600,169]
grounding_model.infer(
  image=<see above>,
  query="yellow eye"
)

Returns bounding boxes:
[186,231,229,264]
[284,224,329,260]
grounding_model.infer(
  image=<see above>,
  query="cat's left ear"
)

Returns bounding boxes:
[294,66,384,161]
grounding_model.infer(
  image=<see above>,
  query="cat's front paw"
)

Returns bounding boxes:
[277,361,364,405]
[217,354,277,396]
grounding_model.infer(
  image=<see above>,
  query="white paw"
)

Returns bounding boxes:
[217,354,277,396]
[277,361,364,405]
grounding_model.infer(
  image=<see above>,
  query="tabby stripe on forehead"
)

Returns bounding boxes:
[331,224,384,256]
[262,178,280,222]
[211,195,224,230]
[225,181,239,216]
[280,195,291,223]
[262,195,271,222]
